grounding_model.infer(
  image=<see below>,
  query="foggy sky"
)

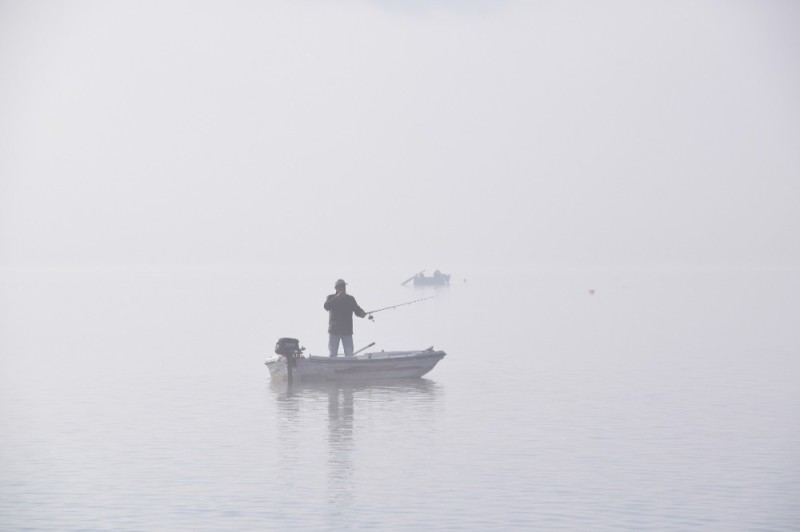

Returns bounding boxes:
[1,0,798,272]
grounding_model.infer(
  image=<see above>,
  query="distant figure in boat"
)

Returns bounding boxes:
[324,278,367,357]
[412,270,450,286]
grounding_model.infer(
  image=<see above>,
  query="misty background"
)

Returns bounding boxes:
[1,1,800,530]
[1,0,798,272]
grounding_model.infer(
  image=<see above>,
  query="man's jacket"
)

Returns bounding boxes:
[324,293,366,335]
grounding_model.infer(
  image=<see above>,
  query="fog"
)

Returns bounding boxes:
[2,3,800,529]
[2,0,798,273]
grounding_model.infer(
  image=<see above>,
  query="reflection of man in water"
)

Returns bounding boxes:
[324,279,367,357]
[327,385,355,508]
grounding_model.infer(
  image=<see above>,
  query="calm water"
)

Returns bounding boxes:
[1,267,798,530]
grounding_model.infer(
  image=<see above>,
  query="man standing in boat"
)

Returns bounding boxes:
[324,279,367,357]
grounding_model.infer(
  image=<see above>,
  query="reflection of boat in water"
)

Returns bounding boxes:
[265,347,446,382]
[267,370,442,525]
[269,376,441,397]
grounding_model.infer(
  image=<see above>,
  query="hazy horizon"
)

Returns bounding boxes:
[2,1,799,273]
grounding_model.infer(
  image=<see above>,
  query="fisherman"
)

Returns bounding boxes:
[324,279,367,357]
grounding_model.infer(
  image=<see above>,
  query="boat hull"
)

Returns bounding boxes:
[265,350,446,382]
[413,276,449,286]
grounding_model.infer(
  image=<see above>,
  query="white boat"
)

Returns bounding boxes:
[265,347,446,382]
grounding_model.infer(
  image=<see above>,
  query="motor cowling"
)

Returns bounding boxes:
[275,337,301,356]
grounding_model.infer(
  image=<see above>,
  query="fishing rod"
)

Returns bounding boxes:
[366,296,433,320]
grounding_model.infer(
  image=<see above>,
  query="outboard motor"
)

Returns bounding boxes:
[274,338,303,385]
[275,337,301,356]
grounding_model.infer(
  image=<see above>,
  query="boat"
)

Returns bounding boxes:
[265,341,446,382]
[400,270,451,287]
[408,270,450,286]
[414,274,449,286]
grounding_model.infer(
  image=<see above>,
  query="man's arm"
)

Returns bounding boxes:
[352,298,367,318]
[324,294,336,310]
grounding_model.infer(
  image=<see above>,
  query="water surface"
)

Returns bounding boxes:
[1,268,798,530]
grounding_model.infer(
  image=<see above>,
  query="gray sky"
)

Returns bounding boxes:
[1,0,798,272]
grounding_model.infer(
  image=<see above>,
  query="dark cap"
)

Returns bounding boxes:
[335,279,347,288]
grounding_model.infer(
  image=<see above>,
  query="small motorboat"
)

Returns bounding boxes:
[265,338,446,382]
[413,274,449,286]
[401,270,450,286]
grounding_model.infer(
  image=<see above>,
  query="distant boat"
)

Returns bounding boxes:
[402,270,451,286]
[265,347,446,382]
